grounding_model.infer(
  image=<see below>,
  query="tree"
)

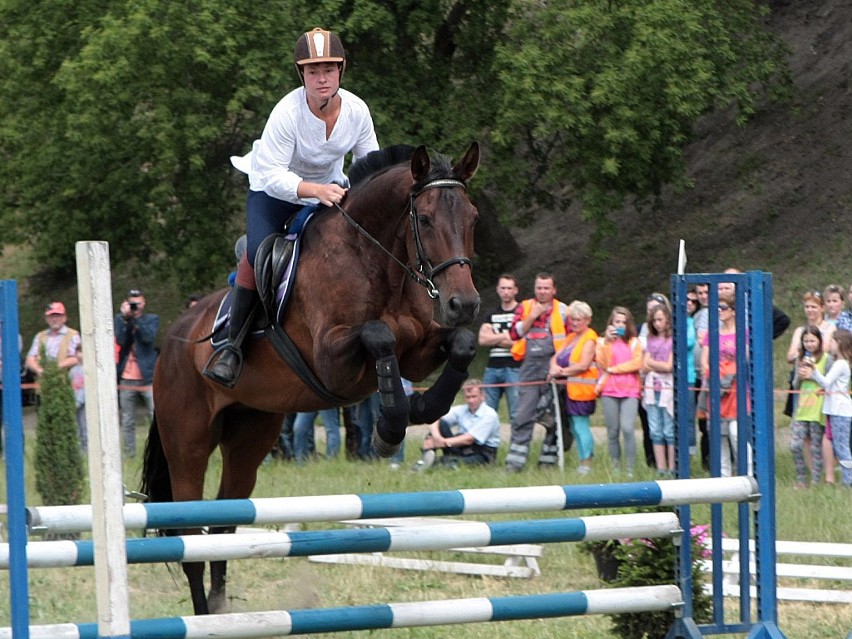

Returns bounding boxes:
[490,0,790,236]
[34,356,84,507]
[0,1,305,285]
[0,0,507,289]
[0,0,789,288]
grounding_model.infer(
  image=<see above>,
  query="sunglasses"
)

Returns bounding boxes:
[687,298,698,304]
[718,304,732,311]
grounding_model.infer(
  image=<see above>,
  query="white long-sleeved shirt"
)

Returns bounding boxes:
[231,87,378,205]
[811,358,852,417]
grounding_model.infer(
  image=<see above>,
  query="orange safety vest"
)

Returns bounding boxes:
[562,328,600,401]
[510,299,568,361]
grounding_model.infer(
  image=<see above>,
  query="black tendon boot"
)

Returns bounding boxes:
[204,285,257,387]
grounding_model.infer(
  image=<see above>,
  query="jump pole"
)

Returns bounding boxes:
[3,512,681,568]
[0,585,683,639]
[27,476,758,534]
[75,241,130,639]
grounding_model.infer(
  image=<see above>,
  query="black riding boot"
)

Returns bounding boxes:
[205,285,257,387]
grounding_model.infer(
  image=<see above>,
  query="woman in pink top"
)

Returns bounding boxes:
[596,306,643,477]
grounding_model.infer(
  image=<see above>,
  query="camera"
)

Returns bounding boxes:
[129,302,139,311]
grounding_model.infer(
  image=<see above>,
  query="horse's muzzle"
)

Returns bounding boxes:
[442,293,481,327]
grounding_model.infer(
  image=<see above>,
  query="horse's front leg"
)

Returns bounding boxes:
[360,320,410,457]
[407,327,476,425]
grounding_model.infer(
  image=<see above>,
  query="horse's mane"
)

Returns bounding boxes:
[349,144,456,190]
[349,145,416,186]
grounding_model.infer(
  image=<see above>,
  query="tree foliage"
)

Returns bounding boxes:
[0,0,788,289]
[34,355,84,506]
[491,0,790,233]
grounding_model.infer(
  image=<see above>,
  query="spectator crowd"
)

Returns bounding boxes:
[3,276,851,489]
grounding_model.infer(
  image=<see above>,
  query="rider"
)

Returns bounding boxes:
[206,27,380,387]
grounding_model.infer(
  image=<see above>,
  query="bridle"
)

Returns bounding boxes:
[335,177,471,299]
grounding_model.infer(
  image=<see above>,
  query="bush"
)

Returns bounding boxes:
[607,511,713,639]
[34,356,84,506]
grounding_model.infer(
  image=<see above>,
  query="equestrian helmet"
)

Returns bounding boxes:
[294,28,346,82]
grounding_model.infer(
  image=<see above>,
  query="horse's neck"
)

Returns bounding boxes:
[347,179,409,253]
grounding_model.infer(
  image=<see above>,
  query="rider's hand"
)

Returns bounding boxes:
[314,183,347,207]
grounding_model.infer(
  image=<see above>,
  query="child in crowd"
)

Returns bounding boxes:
[790,326,830,489]
[800,329,852,487]
[820,284,845,482]
[642,303,675,477]
[823,284,845,325]
[595,306,643,477]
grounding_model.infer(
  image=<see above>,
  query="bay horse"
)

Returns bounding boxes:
[141,142,481,615]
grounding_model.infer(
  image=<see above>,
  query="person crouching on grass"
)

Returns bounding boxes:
[413,379,501,471]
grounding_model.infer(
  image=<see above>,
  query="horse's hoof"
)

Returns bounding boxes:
[208,589,229,614]
[447,328,476,370]
[371,432,401,459]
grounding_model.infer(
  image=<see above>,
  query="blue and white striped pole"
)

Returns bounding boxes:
[4,513,680,569]
[0,585,682,639]
[27,476,757,535]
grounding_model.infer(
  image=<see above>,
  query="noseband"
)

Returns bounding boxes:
[336,177,471,299]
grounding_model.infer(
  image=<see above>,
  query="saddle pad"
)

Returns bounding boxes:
[211,206,318,348]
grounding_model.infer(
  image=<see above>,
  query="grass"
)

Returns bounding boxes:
[1,405,850,638]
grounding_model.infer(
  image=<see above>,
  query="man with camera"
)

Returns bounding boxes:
[115,289,160,457]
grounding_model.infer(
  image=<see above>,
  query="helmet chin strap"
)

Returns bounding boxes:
[318,89,340,112]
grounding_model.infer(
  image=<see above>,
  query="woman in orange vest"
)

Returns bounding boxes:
[550,300,599,474]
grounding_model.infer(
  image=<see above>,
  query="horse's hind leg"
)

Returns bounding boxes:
[208,409,284,613]
[359,321,410,457]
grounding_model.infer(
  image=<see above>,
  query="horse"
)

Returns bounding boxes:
[141,142,482,615]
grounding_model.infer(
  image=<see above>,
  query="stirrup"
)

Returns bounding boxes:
[202,345,244,388]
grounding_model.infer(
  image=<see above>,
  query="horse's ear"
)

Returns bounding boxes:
[410,145,431,182]
[452,142,480,183]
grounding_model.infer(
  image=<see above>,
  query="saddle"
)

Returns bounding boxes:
[209,206,346,404]
[212,205,317,346]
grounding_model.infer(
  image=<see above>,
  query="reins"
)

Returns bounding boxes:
[334,177,470,299]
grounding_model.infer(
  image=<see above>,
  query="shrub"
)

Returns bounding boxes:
[607,511,713,639]
[34,356,84,507]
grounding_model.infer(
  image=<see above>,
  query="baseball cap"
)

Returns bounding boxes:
[44,302,66,316]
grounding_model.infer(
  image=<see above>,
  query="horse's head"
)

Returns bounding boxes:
[407,142,481,327]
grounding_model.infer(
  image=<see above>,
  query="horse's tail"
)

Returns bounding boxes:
[140,412,173,504]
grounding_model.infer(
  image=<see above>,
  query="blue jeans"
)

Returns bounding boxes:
[293,409,341,461]
[646,393,675,446]
[355,393,406,463]
[354,393,380,460]
[829,414,852,486]
[483,366,520,422]
[118,379,154,457]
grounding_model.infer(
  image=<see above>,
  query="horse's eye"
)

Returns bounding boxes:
[417,214,432,228]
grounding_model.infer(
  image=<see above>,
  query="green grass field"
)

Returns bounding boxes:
[1,403,850,638]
